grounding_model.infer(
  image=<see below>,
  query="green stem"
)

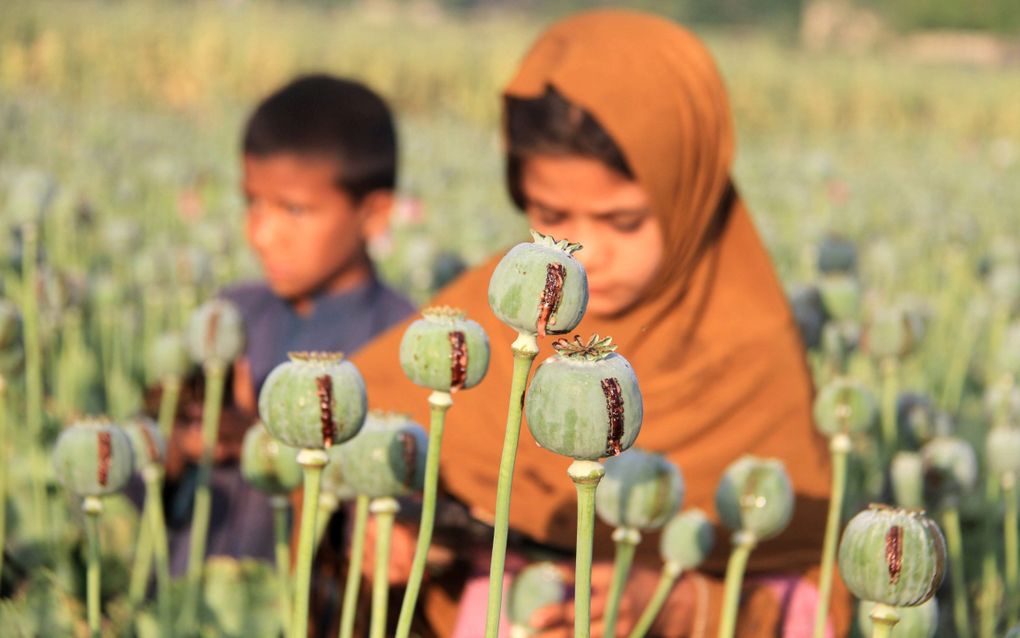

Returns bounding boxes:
[718,532,757,638]
[181,361,227,633]
[880,357,898,460]
[942,506,972,638]
[484,333,539,638]
[271,496,292,637]
[128,499,154,607]
[814,436,850,638]
[604,528,640,638]
[144,467,172,637]
[293,450,327,638]
[157,376,181,441]
[979,476,1000,638]
[370,497,399,638]
[626,563,681,638]
[1004,473,1018,627]
[395,391,451,638]
[83,496,103,638]
[339,494,370,638]
[568,460,605,638]
[21,222,47,537]
[0,380,7,589]
[868,603,899,638]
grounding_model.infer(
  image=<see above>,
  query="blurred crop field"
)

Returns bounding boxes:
[1,0,1020,635]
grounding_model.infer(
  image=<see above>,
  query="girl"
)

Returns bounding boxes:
[353,10,849,636]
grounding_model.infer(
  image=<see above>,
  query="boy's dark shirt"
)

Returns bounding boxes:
[167,275,414,575]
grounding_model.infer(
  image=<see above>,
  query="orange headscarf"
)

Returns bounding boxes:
[353,10,848,635]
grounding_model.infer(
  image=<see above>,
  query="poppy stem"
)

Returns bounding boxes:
[339,494,370,638]
[292,449,328,638]
[868,603,899,638]
[568,459,605,638]
[942,505,971,638]
[814,434,851,638]
[270,496,292,636]
[369,497,400,638]
[718,531,757,638]
[604,527,641,638]
[83,496,103,638]
[626,563,681,638]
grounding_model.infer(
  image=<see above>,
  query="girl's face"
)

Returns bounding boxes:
[520,154,664,317]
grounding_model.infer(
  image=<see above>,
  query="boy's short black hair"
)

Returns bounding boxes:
[243,74,397,202]
[504,86,633,210]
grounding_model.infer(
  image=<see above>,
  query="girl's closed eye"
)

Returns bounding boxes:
[608,213,647,233]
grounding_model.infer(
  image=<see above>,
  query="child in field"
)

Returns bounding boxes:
[352,10,850,637]
[167,74,414,574]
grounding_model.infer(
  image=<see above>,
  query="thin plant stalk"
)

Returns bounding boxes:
[718,532,757,638]
[942,506,972,638]
[293,449,328,638]
[868,603,899,638]
[21,222,47,536]
[568,460,605,638]
[144,466,172,635]
[370,497,399,638]
[485,333,539,638]
[0,377,7,588]
[395,390,452,638]
[626,563,681,638]
[979,476,1000,638]
[879,357,898,459]
[83,496,103,638]
[270,496,292,635]
[813,433,851,638]
[1004,472,1019,627]
[128,502,154,606]
[156,376,181,441]
[339,494,370,638]
[604,527,640,638]
[181,361,227,631]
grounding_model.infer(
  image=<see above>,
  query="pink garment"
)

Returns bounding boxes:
[452,550,835,638]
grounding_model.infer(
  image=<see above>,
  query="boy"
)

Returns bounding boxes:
[167,74,414,573]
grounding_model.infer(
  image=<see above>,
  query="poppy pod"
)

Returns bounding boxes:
[837,505,946,607]
[53,418,134,497]
[920,436,978,507]
[258,352,368,451]
[147,333,191,382]
[891,452,925,510]
[595,449,683,531]
[399,306,490,392]
[187,298,245,366]
[334,412,427,499]
[525,335,642,461]
[714,456,794,541]
[813,378,878,438]
[240,421,302,496]
[487,230,588,338]
[660,508,715,570]
[507,562,567,636]
[123,416,166,469]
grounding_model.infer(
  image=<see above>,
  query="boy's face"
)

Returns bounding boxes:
[243,154,386,308]
[520,154,663,317]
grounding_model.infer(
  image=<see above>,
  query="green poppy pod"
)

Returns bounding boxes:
[986,426,1020,479]
[920,436,978,507]
[258,352,368,450]
[595,449,683,531]
[660,508,715,570]
[123,416,166,469]
[856,597,938,638]
[525,335,642,461]
[487,230,588,337]
[837,505,946,607]
[187,298,245,367]
[817,235,858,276]
[147,332,191,382]
[864,307,917,360]
[399,306,490,392]
[714,456,794,541]
[52,418,134,497]
[891,452,925,509]
[817,275,860,322]
[334,412,427,499]
[0,299,21,350]
[240,421,302,495]
[507,562,567,636]
[813,378,877,438]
